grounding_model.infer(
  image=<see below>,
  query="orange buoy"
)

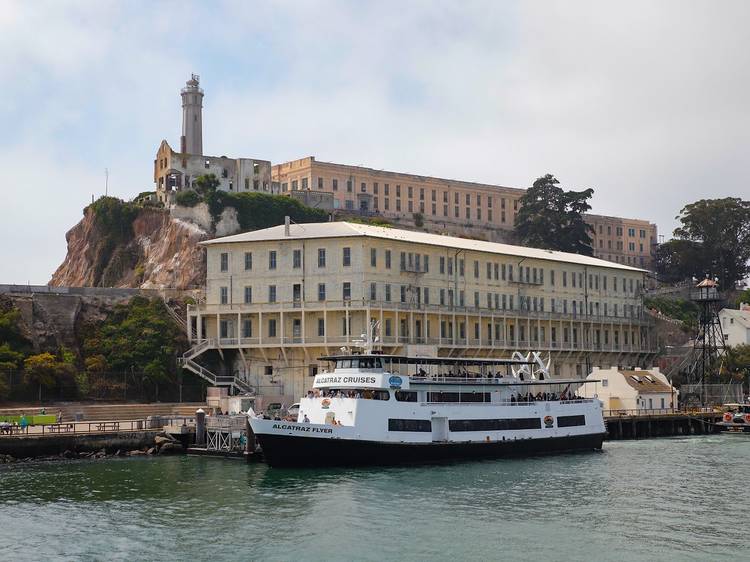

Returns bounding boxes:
[723,412,733,422]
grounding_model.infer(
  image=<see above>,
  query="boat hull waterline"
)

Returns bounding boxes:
[251,420,605,468]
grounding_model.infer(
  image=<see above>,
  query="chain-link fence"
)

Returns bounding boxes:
[678,382,745,407]
[0,370,207,404]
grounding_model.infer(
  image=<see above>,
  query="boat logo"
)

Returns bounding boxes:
[543,415,554,428]
[321,399,331,409]
[388,375,403,388]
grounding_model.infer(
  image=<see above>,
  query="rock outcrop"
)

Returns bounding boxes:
[50,207,209,290]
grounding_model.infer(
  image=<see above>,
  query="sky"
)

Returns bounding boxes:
[1,0,748,284]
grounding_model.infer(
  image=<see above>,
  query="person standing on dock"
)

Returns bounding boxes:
[19,414,28,433]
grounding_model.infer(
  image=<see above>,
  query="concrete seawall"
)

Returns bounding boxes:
[0,431,158,458]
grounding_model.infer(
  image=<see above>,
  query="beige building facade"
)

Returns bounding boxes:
[273,157,658,270]
[182,222,657,402]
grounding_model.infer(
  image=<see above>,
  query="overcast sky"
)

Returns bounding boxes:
[1,0,748,284]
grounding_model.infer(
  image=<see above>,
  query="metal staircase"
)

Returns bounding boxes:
[179,357,255,395]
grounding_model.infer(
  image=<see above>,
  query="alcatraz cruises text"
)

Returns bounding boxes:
[314,375,377,385]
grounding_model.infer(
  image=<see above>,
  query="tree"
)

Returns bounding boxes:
[514,174,594,255]
[672,198,750,290]
[735,288,750,308]
[82,297,186,399]
[722,344,750,385]
[22,352,75,401]
[193,173,220,196]
[655,239,710,284]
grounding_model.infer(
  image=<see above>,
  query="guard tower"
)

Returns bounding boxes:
[181,74,204,155]
[682,278,726,406]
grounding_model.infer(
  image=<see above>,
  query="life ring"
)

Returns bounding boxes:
[744,414,750,423]
[543,415,554,428]
[723,412,733,422]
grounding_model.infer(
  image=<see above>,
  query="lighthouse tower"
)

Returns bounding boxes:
[180,74,204,155]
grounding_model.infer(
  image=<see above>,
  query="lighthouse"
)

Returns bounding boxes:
[180,74,204,155]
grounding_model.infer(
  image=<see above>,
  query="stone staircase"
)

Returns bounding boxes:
[162,296,188,332]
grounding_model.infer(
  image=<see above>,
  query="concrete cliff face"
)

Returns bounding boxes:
[50,207,209,290]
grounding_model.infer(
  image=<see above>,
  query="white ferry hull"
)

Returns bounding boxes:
[250,418,605,468]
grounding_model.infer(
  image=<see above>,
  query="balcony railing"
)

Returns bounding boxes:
[188,335,656,355]
[188,299,652,325]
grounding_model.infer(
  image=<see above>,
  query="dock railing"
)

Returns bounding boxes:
[0,415,197,438]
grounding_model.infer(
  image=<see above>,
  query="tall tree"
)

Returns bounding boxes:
[655,239,710,284]
[514,174,594,255]
[672,198,750,290]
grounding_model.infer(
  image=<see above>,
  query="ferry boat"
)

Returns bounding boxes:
[717,402,750,433]
[249,352,607,467]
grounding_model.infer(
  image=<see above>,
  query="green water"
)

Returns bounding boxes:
[0,435,747,561]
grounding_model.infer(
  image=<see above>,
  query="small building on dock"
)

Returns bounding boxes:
[582,367,679,413]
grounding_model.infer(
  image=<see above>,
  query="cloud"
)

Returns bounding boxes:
[1,0,748,282]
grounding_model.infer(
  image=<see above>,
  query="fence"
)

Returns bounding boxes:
[0,415,194,437]
[679,383,745,407]
[1,370,207,404]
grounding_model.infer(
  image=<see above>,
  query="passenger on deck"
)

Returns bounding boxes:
[303,414,310,423]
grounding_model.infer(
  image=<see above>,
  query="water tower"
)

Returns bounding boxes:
[683,278,726,406]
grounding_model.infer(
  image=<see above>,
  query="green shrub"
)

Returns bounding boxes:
[175,189,202,207]
[644,297,700,326]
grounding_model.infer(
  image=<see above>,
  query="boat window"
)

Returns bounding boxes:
[557,415,586,427]
[395,391,417,402]
[372,390,390,400]
[388,418,431,432]
[449,418,542,432]
[337,359,352,369]
[427,392,491,403]
[358,357,381,370]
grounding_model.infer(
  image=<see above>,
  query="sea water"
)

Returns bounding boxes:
[0,435,747,561]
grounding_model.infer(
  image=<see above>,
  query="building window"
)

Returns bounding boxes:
[242,319,252,338]
[347,180,353,192]
[268,319,277,337]
[332,179,338,191]
[318,248,326,268]
[220,286,228,305]
[370,283,377,301]
[423,255,429,272]
[385,249,391,269]
[268,285,277,303]
[318,283,326,301]
[343,247,351,266]
[400,285,407,303]
[361,182,367,192]
[385,284,391,302]
[370,248,377,267]
[318,177,324,189]
[291,179,298,190]
[424,288,430,305]
[220,252,228,272]
[244,252,252,270]
[293,249,301,269]
[268,251,277,270]
[343,282,351,301]
[301,178,308,190]
[244,286,252,304]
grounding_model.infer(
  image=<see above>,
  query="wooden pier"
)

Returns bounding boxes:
[604,410,722,440]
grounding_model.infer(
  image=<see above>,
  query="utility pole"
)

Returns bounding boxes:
[105,168,109,197]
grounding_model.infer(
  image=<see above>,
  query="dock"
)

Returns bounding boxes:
[604,410,722,440]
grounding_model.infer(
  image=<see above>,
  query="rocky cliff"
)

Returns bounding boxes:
[50,205,209,290]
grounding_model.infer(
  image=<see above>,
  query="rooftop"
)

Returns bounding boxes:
[622,370,674,394]
[201,221,646,272]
